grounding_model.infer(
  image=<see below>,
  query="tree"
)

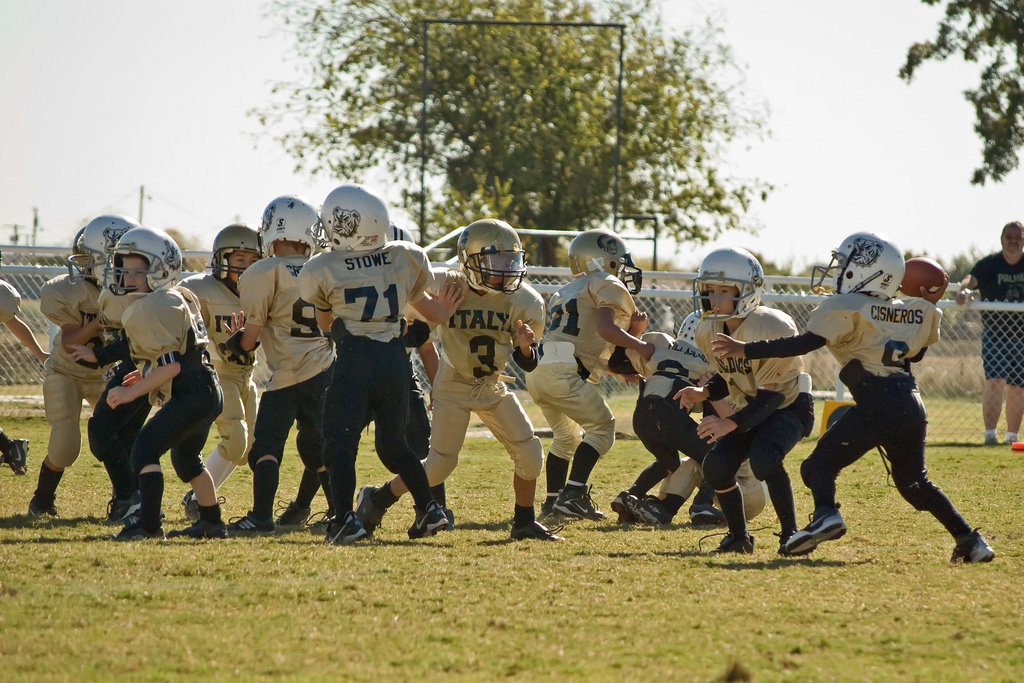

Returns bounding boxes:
[901,1,1024,185]
[258,0,769,263]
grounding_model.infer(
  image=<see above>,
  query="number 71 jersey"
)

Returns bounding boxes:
[807,292,940,377]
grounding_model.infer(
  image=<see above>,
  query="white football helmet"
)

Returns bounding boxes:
[457,218,527,294]
[259,195,324,257]
[811,232,904,299]
[321,184,389,253]
[693,247,764,320]
[676,311,701,345]
[107,226,183,294]
[68,215,140,282]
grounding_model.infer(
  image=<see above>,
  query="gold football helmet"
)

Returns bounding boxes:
[457,218,527,294]
[567,229,642,294]
[212,223,261,280]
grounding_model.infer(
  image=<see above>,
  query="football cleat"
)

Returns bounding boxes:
[1,438,28,475]
[27,497,58,519]
[167,518,228,539]
[181,490,199,522]
[553,484,607,521]
[112,523,165,542]
[689,503,727,527]
[106,491,141,525]
[305,510,332,529]
[610,490,636,524]
[776,529,814,557]
[407,501,450,539]
[784,505,847,556]
[537,497,560,522]
[326,511,368,545]
[951,529,995,563]
[275,500,311,527]
[625,494,672,526]
[510,520,564,541]
[709,531,755,555]
[354,485,387,535]
[226,511,275,534]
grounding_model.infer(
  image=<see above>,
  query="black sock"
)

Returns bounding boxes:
[372,481,400,510]
[137,471,164,531]
[198,503,222,523]
[33,462,63,505]
[0,428,12,453]
[545,453,569,496]
[663,493,685,517]
[629,462,668,496]
[513,504,535,527]
[430,482,447,508]
[764,472,797,536]
[692,479,716,508]
[103,457,135,501]
[716,486,747,538]
[567,442,601,485]
[317,470,333,514]
[294,467,320,508]
[252,459,280,520]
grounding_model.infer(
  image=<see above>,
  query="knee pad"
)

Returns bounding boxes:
[170,451,205,483]
[660,457,702,499]
[548,425,582,461]
[510,435,544,481]
[46,418,83,469]
[422,448,459,486]
[702,454,735,491]
[295,426,324,470]
[247,446,281,470]
[736,461,768,520]
[215,415,250,466]
[896,477,936,511]
[749,448,787,482]
[581,417,615,457]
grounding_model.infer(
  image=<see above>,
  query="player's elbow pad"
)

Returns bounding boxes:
[403,319,431,349]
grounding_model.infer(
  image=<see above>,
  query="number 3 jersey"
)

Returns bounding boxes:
[430,269,545,381]
[298,241,433,343]
[543,271,636,381]
[240,255,334,391]
[807,293,940,378]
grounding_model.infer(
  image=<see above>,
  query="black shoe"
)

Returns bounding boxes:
[408,501,450,539]
[226,511,275,534]
[1,438,28,475]
[537,497,561,522]
[275,500,311,526]
[553,484,606,521]
[167,518,228,539]
[784,506,846,556]
[776,529,813,557]
[443,507,455,531]
[510,520,564,541]
[709,532,755,555]
[951,529,995,563]
[181,490,199,522]
[326,511,368,545]
[610,490,636,524]
[625,494,671,526]
[689,503,727,527]
[106,491,141,525]
[355,485,386,535]
[27,497,58,518]
[305,510,332,529]
[112,523,165,542]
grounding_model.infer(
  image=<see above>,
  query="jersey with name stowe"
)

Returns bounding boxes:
[40,274,106,381]
[626,331,710,400]
[543,271,636,381]
[695,306,804,410]
[298,241,432,343]
[180,272,255,380]
[807,292,940,378]
[239,255,334,391]
[430,269,545,381]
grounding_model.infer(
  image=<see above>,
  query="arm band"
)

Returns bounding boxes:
[403,319,431,349]
[705,374,729,401]
[157,351,181,367]
[730,389,786,432]
[92,338,130,367]
[607,346,638,376]
[512,344,539,372]
[744,332,827,359]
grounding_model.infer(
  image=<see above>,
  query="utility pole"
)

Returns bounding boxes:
[138,185,145,224]
[32,207,39,246]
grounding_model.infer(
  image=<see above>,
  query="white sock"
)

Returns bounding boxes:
[1006,432,1018,443]
[985,429,997,440]
[205,449,238,489]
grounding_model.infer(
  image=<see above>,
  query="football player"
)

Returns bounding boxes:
[298,183,462,545]
[712,232,995,563]
[28,218,141,520]
[354,218,562,541]
[101,227,225,540]
[0,250,48,476]
[527,229,645,522]
[675,247,814,555]
[178,224,262,520]
[223,196,335,534]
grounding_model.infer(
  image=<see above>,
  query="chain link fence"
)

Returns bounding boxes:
[0,245,1012,444]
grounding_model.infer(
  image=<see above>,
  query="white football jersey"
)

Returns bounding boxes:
[626,331,711,400]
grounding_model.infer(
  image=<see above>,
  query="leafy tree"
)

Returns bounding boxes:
[901,1,1024,184]
[258,0,769,263]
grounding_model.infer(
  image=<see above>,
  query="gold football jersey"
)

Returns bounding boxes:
[122,286,211,405]
[180,272,255,377]
[240,255,334,391]
[543,272,636,381]
[626,332,711,400]
[430,269,545,380]
[40,274,105,380]
[0,279,22,323]
[298,241,433,343]
[807,293,940,378]
[695,306,804,409]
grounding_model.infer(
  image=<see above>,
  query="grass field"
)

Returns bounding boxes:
[1,415,1021,681]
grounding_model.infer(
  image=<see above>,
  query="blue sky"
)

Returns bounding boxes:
[0,1,1019,270]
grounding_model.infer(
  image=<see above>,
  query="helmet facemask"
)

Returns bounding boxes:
[464,249,526,294]
[616,253,643,295]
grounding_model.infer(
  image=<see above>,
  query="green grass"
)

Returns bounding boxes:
[0,416,1021,681]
